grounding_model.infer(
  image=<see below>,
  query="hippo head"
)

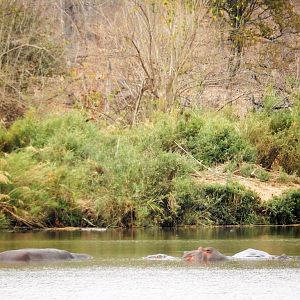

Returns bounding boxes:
[182,246,228,263]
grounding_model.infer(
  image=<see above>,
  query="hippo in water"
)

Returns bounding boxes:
[182,247,228,263]
[0,248,92,263]
[232,248,275,260]
[144,246,292,262]
[143,254,179,261]
[231,248,290,260]
[181,247,291,263]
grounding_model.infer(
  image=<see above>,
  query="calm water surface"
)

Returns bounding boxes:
[0,226,299,300]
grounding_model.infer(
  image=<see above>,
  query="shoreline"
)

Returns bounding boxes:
[1,224,300,233]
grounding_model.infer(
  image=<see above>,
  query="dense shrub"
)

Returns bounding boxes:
[264,189,300,224]
[0,109,299,229]
[0,113,39,151]
[148,111,256,166]
[0,113,100,227]
[238,163,271,182]
[178,112,256,165]
[0,212,8,229]
[0,112,194,227]
[174,180,262,225]
[241,89,300,175]
[0,150,88,227]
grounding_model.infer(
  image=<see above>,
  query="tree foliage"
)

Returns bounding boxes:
[208,0,300,77]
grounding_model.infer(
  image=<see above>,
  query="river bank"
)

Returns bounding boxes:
[0,109,299,229]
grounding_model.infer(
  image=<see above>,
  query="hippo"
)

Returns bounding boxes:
[232,248,274,260]
[182,247,228,263]
[181,247,292,263]
[143,254,179,261]
[231,248,290,260]
[0,248,92,263]
[144,246,293,263]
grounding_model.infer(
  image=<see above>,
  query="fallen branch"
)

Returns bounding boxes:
[0,202,45,229]
[174,141,212,171]
[217,90,262,111]
[0,43,50,59]
[174,141,262,183]
[82,217,96,227]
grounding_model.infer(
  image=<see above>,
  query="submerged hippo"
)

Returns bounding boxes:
[182,247,228,263]
[232,248,274,260]
[182,247,291,263]
[144,246,293,263]
[0,248,92,263]
[143,254,179,261]
[231,248,290,260]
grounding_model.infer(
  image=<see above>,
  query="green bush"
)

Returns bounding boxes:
[135,152,192,227]
[175,180,262,225]
[0,112,196,228]
[0,212,9,229]
[0,150,88,227]
[255,168,271,182]
[158,111,256,166]
[94,130,193,227]
[264,189,300,224]
[239,163,256,178]
[239,163,271,182]
[0,113,101,227]
[269,111,292,134]
[241,88,300,175]
[0,112,39,151]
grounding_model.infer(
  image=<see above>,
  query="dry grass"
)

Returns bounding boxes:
[194,166,300,201]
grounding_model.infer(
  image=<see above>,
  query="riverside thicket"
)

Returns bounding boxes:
[0,102,299,229]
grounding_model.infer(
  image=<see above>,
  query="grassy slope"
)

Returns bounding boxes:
[0,106,299,229]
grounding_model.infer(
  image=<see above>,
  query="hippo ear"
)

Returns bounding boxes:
[198,247,203,251]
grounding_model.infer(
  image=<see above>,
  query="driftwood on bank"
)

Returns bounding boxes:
[0,201,45,229]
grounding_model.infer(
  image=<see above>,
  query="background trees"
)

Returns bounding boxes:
[209,0,300,76]
[0,0,300,124]
[207,0,300,106]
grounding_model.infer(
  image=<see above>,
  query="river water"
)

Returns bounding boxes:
[0,226,299,300]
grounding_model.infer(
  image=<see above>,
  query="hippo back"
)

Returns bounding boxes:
[182,250,202,262]
[232,248,274,260]
[0,248,91,262]
[143,254,178,261]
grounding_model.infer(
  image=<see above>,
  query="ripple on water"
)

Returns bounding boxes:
[0,266,300,300]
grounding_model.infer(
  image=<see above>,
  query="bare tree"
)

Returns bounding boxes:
[103,0,214,123]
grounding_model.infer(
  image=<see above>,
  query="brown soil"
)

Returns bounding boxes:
[194,169,300,201]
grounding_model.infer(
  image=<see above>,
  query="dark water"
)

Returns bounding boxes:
[0,226,300,299]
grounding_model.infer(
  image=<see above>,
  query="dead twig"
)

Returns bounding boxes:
[217,89,262,111]
[174,141,212,171]
[82,217,96,227]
